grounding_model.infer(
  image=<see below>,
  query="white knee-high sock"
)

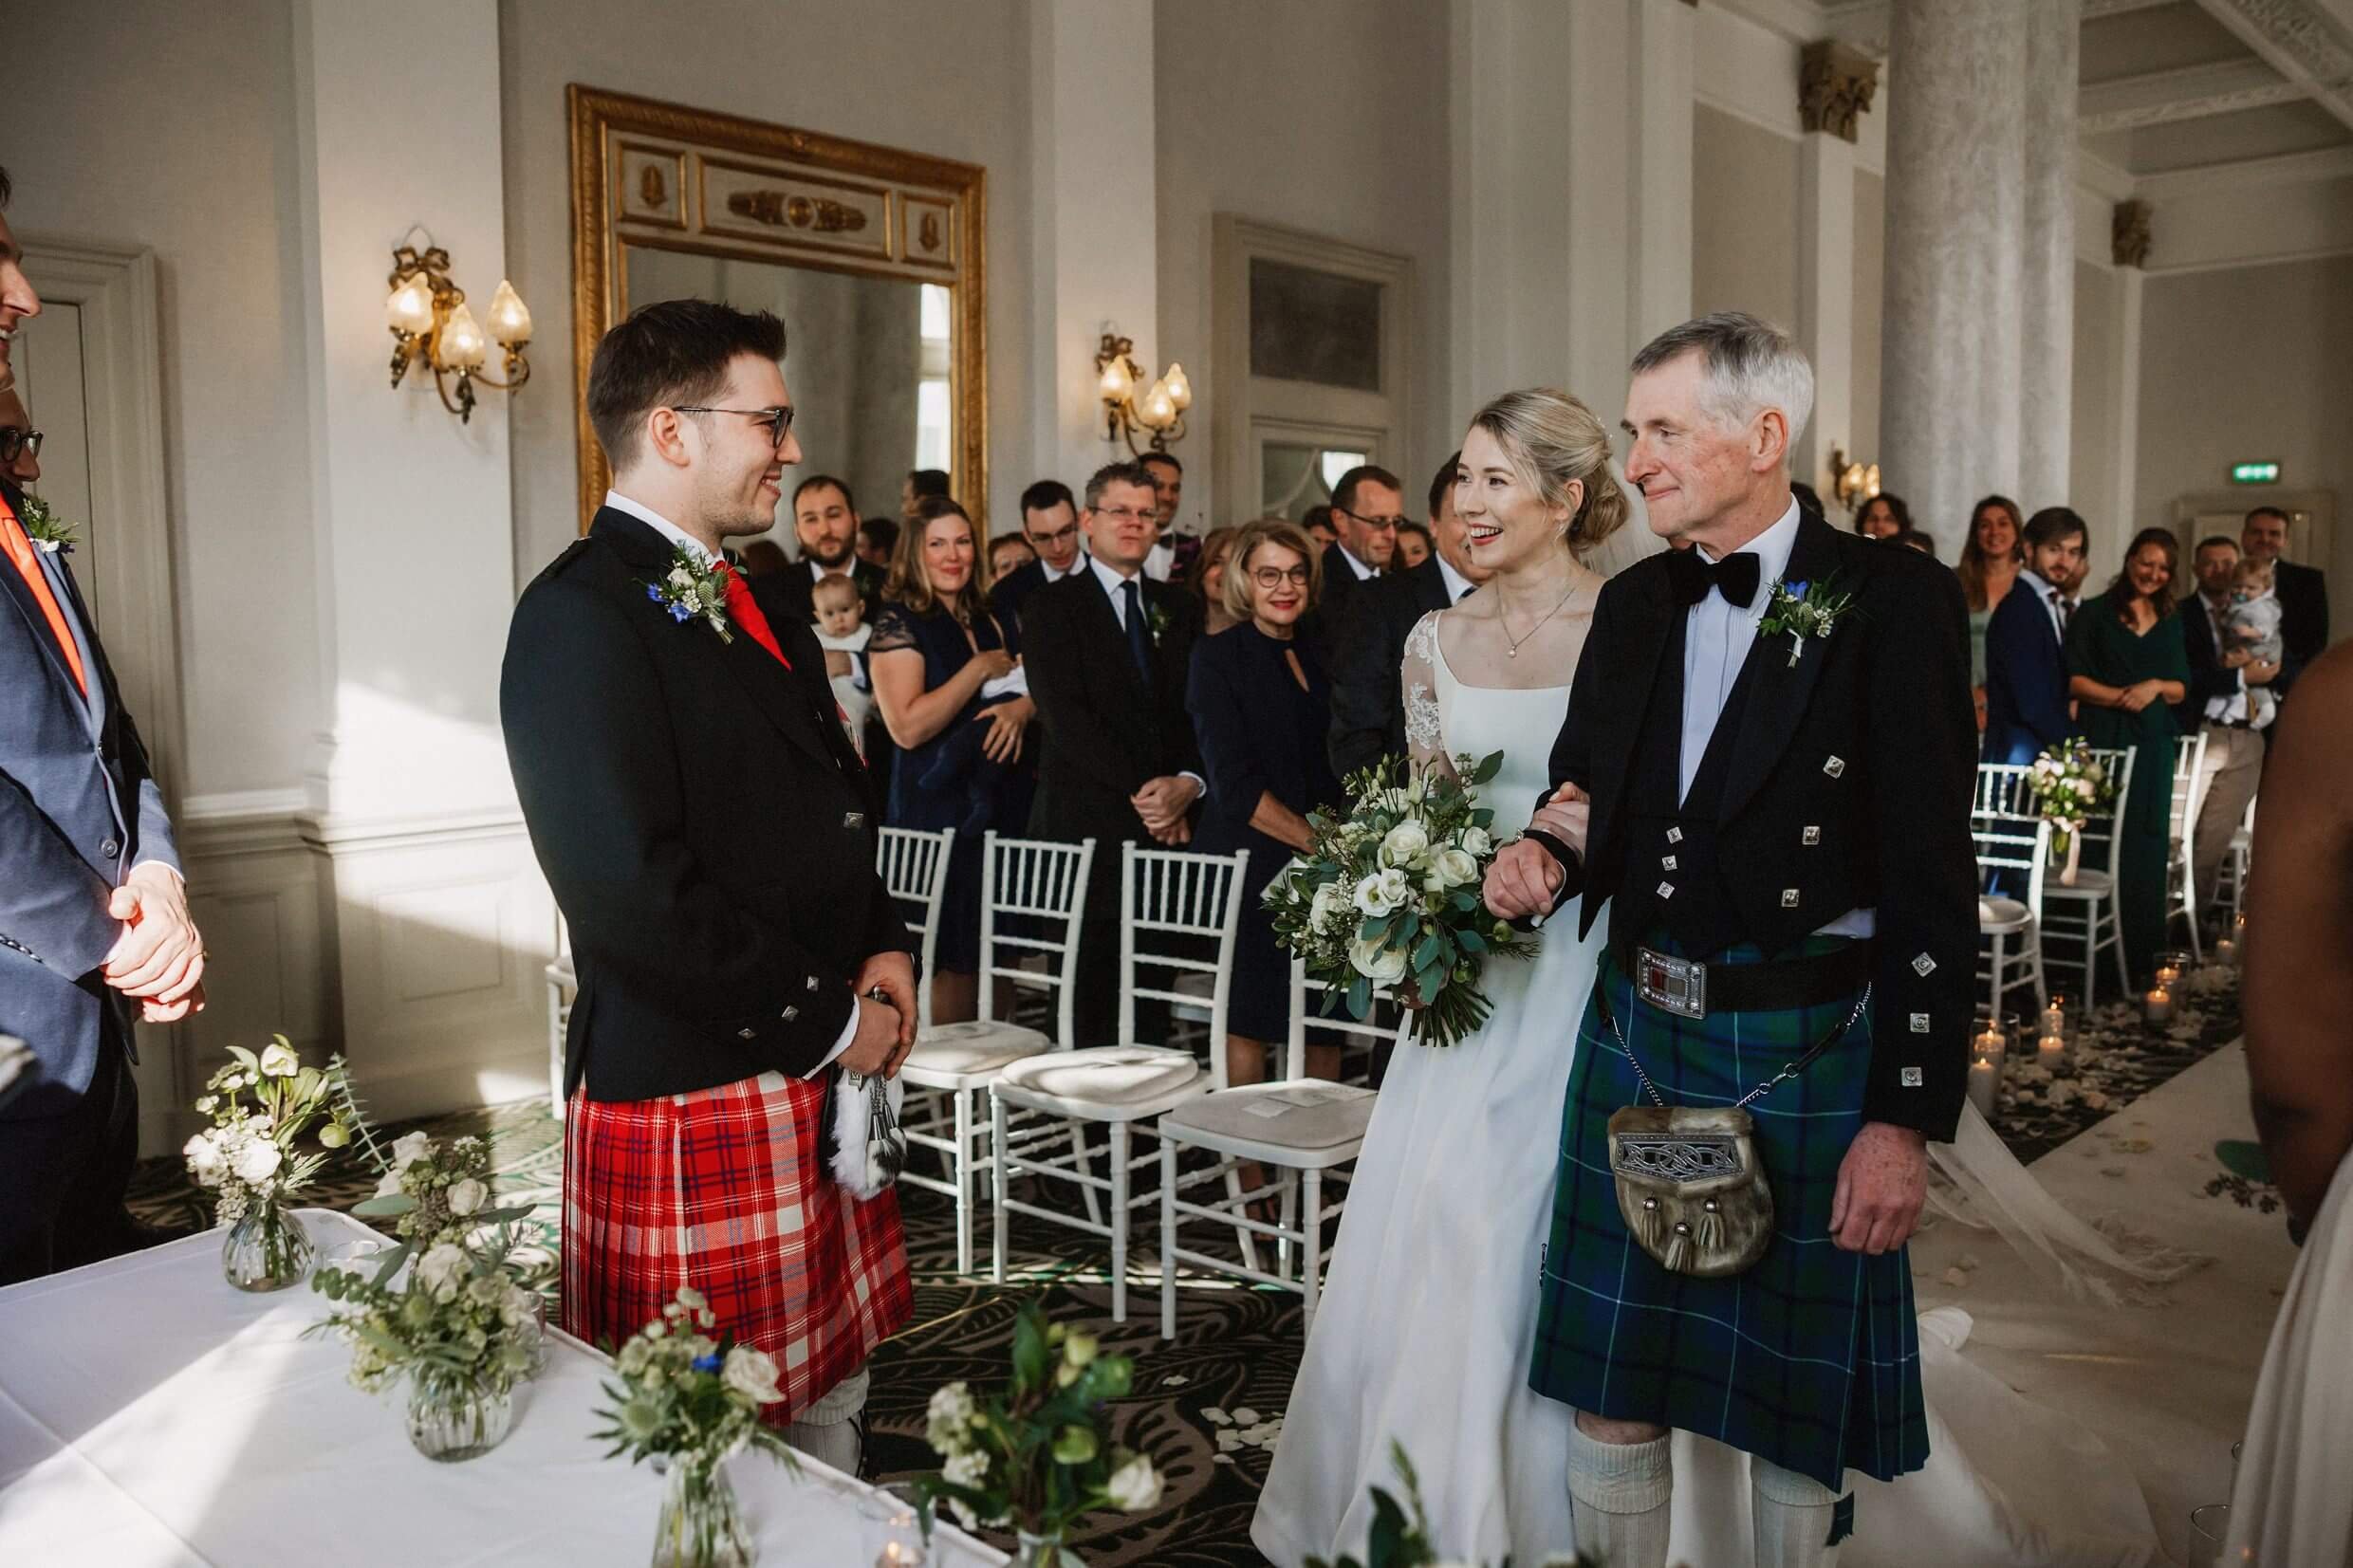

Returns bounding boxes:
[1566,1422,1673,1568]
[784,1366,869,1477]
[1751,1455,1843,1568]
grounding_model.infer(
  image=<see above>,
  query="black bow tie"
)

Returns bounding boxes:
[1666,548,1761,609]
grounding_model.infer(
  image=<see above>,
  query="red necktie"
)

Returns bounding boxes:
[715,563,791,671]
[0,492,88,696]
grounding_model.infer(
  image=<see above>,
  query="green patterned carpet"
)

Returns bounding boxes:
[126,967,2241,1567]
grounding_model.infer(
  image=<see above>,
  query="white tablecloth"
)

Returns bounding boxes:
[0,1210,1002,1567]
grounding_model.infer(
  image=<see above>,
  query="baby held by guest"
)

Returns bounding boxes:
[2227,556,2287,729]
[812,574,875,755]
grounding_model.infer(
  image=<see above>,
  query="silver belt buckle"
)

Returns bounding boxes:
[1635,947,1707,1020]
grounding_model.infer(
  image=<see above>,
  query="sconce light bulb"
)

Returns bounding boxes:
[486,279,533,347]
[435,301,490,371]
[1099,355,1134,404]
[1139,383,1176,430]
[1863,463,1881,499]
[1162,361,1192,412]
[386,272,436,337]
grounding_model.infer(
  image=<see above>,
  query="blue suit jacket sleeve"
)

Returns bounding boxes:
[0,771,121,977]
[1988,593,2072,747]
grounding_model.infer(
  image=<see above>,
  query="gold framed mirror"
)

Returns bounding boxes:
[568,84,988,535]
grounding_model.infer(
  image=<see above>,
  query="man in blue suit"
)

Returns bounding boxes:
[1982,506,2088,766]
[0,167,206,1283]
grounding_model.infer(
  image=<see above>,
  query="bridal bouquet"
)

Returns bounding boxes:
[2024,738,2118,873]
[184,1038,354,1289]
[1265,753,1535,1047]
[917,1301,1163,1560]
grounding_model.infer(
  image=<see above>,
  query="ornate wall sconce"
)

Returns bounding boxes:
[1095,329,1190,455]
[384,242,531,424]
[1827,444,1881,513]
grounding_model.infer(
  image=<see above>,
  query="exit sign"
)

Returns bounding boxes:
[2232,460,2281,485]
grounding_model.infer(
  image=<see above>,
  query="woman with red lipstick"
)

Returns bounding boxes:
[1186,519,1343,1092]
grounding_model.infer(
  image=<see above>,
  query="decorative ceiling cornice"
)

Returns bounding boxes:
[2196,0,2353,135]
[2079,58,2308,131]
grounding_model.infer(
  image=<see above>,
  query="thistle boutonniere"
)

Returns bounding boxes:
[1145,600,1174,647]
[1757,573,1857,668]
[16,492,77,555]
[641,546,733,644]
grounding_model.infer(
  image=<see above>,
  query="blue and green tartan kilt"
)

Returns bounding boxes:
[1529,936,1929,1492]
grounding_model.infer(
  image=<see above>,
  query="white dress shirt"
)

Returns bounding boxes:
[1679,496,1873,939]
[1143,539,1176,582]
[1334,544,1379,582]
[1089,556,1205,796]
[1040,553,1086,583]
[2013,568,2068,643]
[1435,554,1476,603]
[602,489,861,1075]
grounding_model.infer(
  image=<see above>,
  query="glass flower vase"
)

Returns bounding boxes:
[651,1455,754,1568]
[221,1196,314,1291]
[405,1365,516,1461]
[1015,1530,1073,1567]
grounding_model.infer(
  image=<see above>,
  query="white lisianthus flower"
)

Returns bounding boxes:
[926,1381,977,1453]
[1349,938,1408,986]
[667,565,694,590]
[232,1137,283,1185]
[447,1177,488,1217]
[1379,821,1431,870]
[389,1131,433,1172]
[182,1132,227,1187]
[1426,847,1478,890]
[1309,881,1349,933]
[1105,1454,1163,1512]
[500,1282,539,1328]
[416,1243,470,1301]
[1459,825,1492,858]
[942,1447,990,1489]
[258,1042,300,1077]
[1351,870,1408,918]
[374,1170,405,1198]
[722,1344,785,1405]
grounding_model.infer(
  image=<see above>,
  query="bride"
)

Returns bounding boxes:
[1253,386,1624,1565]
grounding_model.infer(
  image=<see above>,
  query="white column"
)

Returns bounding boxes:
[2018,0,2080,509]
[288,0,552,1117]
[1881,0,2029,554]
[1028,0,1157,505]
[1796,130,1858,499]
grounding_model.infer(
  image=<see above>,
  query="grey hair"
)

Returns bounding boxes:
[1631,312,1814,449]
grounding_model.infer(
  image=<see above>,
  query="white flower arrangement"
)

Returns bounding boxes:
[589,1286,800,1480]
[353,1130,527,1249]
[181,1037,353,1227]
[306,1220,542,1401]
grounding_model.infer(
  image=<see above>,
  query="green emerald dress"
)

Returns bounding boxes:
[2065,592,2190,981]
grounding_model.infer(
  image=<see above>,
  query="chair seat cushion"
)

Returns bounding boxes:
[1977,897,2032,932]
[905,1021,1052,1078]
[1160,1081,1376,1152]
[2039,870,2114,897]
[995,1046,1201,1107]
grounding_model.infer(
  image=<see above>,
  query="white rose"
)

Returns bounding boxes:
[722,1343,784,1405]
[1105,1454,1162,1512]
[1379,821,1431,869]
[390,1131,433,1172]
[1309,881,1348,933]
[943,1447,990,1489]
[1459,826,1492,858]
[1351,871,1406,918]
[1348,938,1408,986]
[447,1177,487,1217]
[374,1170,404,1198]
[1426,847,1478,890]
[416,1243,470,1301]
[183,1133,228,1186]
[232,1138,283,1185]
[258,1042,300,1078]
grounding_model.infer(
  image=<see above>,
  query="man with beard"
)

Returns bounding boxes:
[769,473,884,625]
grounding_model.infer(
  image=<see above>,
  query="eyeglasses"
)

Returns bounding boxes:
[1028,522,1081,547]
[1250,564,1312,589]
[674,404,796,449]
[1337,505,1405,532]
[1090,506,1157,526]
[0,427,43,464]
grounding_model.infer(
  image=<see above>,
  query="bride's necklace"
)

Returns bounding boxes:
[1498,574,1586,659]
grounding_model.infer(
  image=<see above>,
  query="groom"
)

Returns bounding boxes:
[1487,314,1975,1567]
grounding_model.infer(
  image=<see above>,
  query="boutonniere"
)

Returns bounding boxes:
[16,492,76,554]
[641,547,734,643]
[1145,601,1173,647]
[1757,573,1857,667]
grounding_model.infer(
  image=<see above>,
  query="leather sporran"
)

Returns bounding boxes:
[1606,1105,1775,1278]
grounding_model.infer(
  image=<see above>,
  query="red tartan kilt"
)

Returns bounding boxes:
[563,1069,913,1424]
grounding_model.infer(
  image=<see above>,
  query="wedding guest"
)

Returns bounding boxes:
[503,299,914,1469]
[1187,526,1241,636]
[2068,526,2192,980]
[1188,519,1342,1098]
[1983,506,2085,766]
[899,466,951,524]
[1139,451,1183,581]
[990,532,1038,583]
[0,301,205,1284]
[1024,461,1205,1045]
[769,473,884,624]
[2179,536,2278,908]
[1960,492,2026,696]
[991,479,1087,634]
[1304,505,1339,550]
[1328,452,1490,780]
[1855,491,1910,539]
[1894,528,1937,559]
[738,539,788,578]
[869,495,1034,1025]
[1318,464,1405,622]
[857,514,899,572]
[2242,505,2328,696]
[1395,520,1434,569]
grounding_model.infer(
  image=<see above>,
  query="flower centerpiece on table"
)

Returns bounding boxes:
[917,1302,1165,1566]
[182,1037,354,1290]
[2024,738,2119,885]
[1263,754,1536,1047]
[591,1286,800,1568]
[352,1129,527,1250]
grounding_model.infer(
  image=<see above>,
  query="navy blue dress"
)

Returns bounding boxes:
[871,599,1036,974]
[1187,623,1343,1041]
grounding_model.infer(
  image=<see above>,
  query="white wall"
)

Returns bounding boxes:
[1152,0,1454,526]
[1692,105,1802,332]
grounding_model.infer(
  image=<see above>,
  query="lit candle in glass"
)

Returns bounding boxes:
[2040,998,2066,1043]
[1968,1051,2001,1119]
[2143,987,2173,1025]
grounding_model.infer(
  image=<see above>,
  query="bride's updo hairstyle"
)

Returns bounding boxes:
[1465,388,1630,558]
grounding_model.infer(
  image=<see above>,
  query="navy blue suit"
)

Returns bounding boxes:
[0,474,181,1281]
[1981,578,2076,766]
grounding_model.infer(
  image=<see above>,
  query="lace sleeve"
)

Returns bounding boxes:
[868,601,919,655]
[1400,611,1456,782]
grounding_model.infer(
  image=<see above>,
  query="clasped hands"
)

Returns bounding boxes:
[1132,774,1199,846]
[838,950,918,1078]
[1482,781,1591,922]
[103,863,207,1023]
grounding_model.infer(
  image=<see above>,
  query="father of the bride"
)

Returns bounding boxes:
[1487,313,1974,1568]
[502,299,917,1472]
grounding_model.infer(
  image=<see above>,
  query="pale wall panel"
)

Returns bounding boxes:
[1692,105,1801,337]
